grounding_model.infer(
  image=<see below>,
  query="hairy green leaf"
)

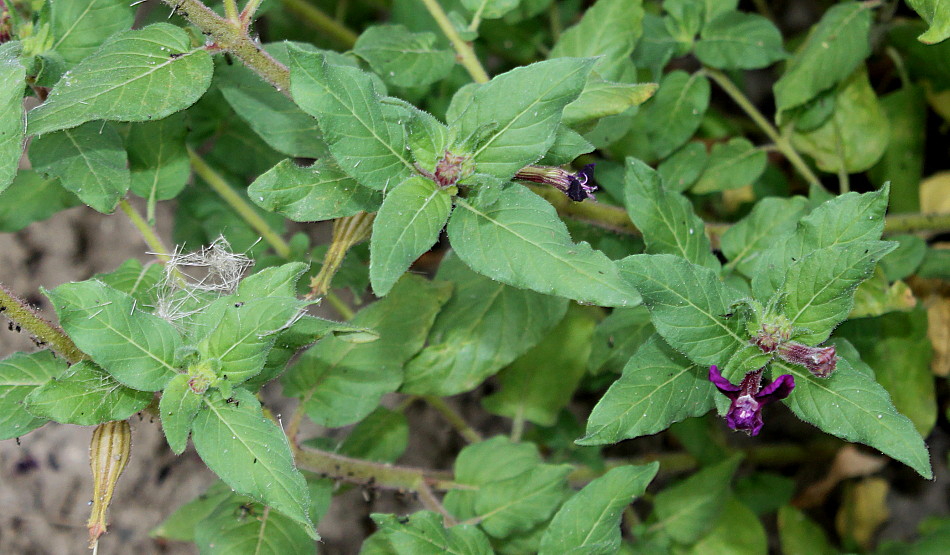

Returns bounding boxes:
[24,361,152,425]
[636,71,710,159]
[191,389,316,537]
[691,137,767,194]
[449,187,641,307]
[539,463,659,555]
[27,24,213,136]
[370,176,453,296]
[46,280,181,391]
[652,454,742,543]
[159,373,203,454]
[354,25,455,88]
[30,121,129,213]
[372,511,492,555]
[721,196,808,277]
[127,113,189,203]
[579,335,715,445]
[0,351,65,439]
[288,46,414,190]
[907,0,950,44]
[0,171,79,232]
[695,12,787,69]
[50,0,133,65]
[549,0,645,79]
[0,42,25,194]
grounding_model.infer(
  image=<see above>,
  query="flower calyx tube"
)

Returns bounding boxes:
[750,319,838,377]
[709,365,795,436]
[514,163,598,201]
[88,420,132,549]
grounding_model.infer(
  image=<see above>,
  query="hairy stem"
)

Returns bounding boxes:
[307,212,374,300]
[187,148,292,258]
[160,0,291,91]
[424,396,483,444]
[223,0,240,22]
[703,68,825,192]
[0,284,85,364]
[279,0,358,47]
[419,0,491,84]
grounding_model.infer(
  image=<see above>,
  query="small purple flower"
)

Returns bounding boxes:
[709,366,795,436]
[514,164,598,201]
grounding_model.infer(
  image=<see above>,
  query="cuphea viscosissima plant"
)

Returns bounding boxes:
[0,0,948,552]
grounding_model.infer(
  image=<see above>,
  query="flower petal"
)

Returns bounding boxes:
[756,373,795,405]
[709,365,740,398]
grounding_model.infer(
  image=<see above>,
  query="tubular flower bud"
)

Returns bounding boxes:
[87,420,132,548]
[777,342,837,378]
[514,164,598,201]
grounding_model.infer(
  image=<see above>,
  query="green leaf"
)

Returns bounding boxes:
[907,0,950,44]
[685,496,767,555]
[217,43,329,159]
[579,334,715,445]
[288,46,414,190]
[869,86,926,213]
[191,389,316,538]
[624,157,719,270]
[773,2,872,113]
[657,142,707,193]
[444,437,569,538]
[777,505,837,555]
[540,124,595,165]
[461,0,520,20]
[635,70,710,159]
[618,255,769,374]
[371,511,492,555]
[24,361,152,425]
[159,373,202,454]
[405,104,450,171]
[880,234,928,282]
[482,305,595,426]
[127,113,189,203]
[339,407,408,463]
[694,12,787,69]
[46,280,181,391]
[775,241,897,344]
[778,354,932,478]
[282,275,451,427]
[549,0,645,79]
[563,80,657,126]
[539,463,659,555]
[720,196,808,277]
[791,68,889,173]
[0,351,65,439]
[751,186,889,302]
[151,481,234,541]
[0,170,80,232]
[27,23,214,136]
[93,259,164,305]
[448,187,641,307]
[838,309,937,437]
[0,42,25,194]
[249,158,381,222]
[450,58,594,179]
[236,261,310,300]
[194,494,316,554]
[49,0,133,65]
[194,296,307,386]
[370,176,453,296]
[30,121,129,213]
[633,14,678,80]
[354,25,455,88]
[402,252,568,395]
[651,454,742,544]
[691,138,767,194]
[587,306,653,375]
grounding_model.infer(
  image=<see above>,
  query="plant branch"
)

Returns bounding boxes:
[160,0,291,91]
[703,68,825,192]
[419,0,491,84]
[423,396,483,444]
[293,444,471,491]
[278,0,358,48]
[187,148,293,259]
[223,0,240,22]
[118,200,173,266]
[0,284,85,364]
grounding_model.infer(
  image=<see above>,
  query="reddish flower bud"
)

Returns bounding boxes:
[777,342,837,378]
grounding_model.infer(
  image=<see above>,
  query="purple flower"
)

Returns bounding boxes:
[709,366,795,436]
[514,164,598,201]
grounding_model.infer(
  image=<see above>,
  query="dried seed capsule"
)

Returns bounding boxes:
[87,420,132,549]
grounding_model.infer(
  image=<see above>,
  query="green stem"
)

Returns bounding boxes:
[703,68,825,192]
[467,0,486,32]
[424,396,483,444]
[293,444,471,491]
[161,0,291,91]
[240,0,266,23]
[832,117,850,194]
[510,408,525,443]
[279,0,358,48]
[0,283,85,364]
[884,212,950,234]
[419,0,491,84]
[187,148,292,258]
[223,0,240,22]
[117,200,173,266]
[885,46,911,89]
